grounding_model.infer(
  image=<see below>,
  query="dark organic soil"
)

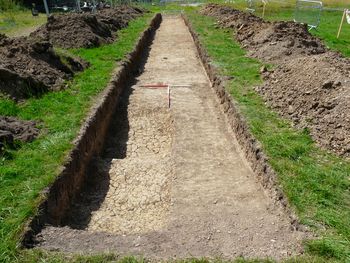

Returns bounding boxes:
[201,4,350,157]
[31,6,144,49]
[0,33,87,100]
[0,116,39,151]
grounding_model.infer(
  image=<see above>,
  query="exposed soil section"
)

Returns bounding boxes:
[31,6,144,49]
[201,4,350,157]
[22,14,162,246]
[0,33,87,100]
[33,16,305,260]
[65,88,174,234]
[0,116,39,150]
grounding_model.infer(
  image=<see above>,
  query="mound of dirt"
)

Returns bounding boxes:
[32,13,113,49]
[0,34,87,100]
[258,54,350,155]
[201,4,350,157]
[98,6,144,32]
[201,4,325,61]
[0,116,39,151]
[31,6,144,49]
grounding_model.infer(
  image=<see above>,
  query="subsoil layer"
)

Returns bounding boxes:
[201,4,350,157]
[33,16,305,260]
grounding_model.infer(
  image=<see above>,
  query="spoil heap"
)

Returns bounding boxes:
[0,34,87,100]
[0,6,144,149]
[202,4,350,157]
[31,6,144,49]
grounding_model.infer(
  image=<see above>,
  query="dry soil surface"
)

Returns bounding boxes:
[35,16,305,260]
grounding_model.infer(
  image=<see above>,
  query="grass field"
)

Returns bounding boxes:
[0,14,152,262]
[0,10,47,37]
[185,7,350,263]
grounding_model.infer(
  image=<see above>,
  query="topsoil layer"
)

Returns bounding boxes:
[31,6,144,49]
[0,33,87,100]
[201,4,350,157]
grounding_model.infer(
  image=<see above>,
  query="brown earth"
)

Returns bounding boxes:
[31,6,144,49]
[201,4,350,157]
[33,15,305,260]
[0,116,39,151]
[0,33,87,100]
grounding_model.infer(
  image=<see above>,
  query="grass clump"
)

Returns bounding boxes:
[186,10,350,263]
[0,14,152,262]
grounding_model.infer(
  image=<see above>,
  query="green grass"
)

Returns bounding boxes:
[185,9,350,263]
[0,10,47,37]
[0,14,152,262]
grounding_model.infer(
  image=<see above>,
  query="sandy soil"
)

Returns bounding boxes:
[34,16,305,260]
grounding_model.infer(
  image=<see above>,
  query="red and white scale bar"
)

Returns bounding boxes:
[140,83,192,108]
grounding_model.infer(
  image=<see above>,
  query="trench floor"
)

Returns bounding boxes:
[35,16,305,259]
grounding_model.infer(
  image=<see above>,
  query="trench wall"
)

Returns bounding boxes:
[23,13,162,246]
[183,15,299,227]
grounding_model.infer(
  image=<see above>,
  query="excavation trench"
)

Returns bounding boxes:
[29,15,305,259]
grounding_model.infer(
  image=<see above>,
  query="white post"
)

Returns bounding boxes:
[337,9,346,39]
[43,0,50,17]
